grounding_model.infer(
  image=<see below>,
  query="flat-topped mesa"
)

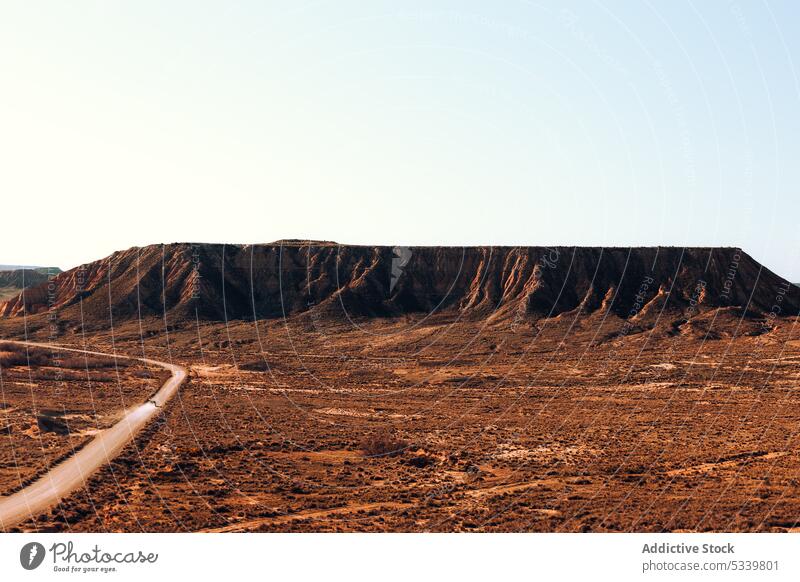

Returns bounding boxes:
[0,244,797,325]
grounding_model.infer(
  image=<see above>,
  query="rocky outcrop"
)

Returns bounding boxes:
[1,243,796,324]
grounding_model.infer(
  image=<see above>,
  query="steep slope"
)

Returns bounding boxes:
[0,243,796,327]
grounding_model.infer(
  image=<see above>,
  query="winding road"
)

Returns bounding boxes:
[0,341,186,530]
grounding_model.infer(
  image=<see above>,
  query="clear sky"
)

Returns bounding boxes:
[1,1,799,279]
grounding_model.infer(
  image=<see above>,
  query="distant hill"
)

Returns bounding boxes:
[0,265,61,274]
[0,267,60,301]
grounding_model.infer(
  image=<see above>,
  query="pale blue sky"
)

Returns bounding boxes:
[1,2,799,279]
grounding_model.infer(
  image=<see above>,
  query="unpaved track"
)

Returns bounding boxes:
[0,341,186,531]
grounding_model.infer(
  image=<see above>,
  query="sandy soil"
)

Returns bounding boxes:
[1,311,798,533]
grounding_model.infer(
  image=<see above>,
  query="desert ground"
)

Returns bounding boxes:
[0,342,168,498]
[2,312,800,532]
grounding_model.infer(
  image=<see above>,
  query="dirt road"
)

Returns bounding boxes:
[0,341,186,530]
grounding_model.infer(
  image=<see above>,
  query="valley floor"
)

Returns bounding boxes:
[2,311,800,532]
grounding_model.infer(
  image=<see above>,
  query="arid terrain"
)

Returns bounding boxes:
[0,342,169,496]
[1,243,799,532]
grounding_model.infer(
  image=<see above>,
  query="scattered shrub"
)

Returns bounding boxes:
[405,454,436,468]
[59,356,130,369]
[0,343,129,370]
[0,344,48,367]
[239,359,271,372]
[360,430,408,458]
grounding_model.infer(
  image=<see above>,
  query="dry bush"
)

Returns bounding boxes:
[0,351,21,367]
[0,344,49,367]
[31,369,118,382]
[239,358,271,372]
[59,356,129,369]
[0,343,129,370]
[360,430,408,458]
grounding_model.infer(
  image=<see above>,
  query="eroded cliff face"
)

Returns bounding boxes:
[1,242,796,325]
